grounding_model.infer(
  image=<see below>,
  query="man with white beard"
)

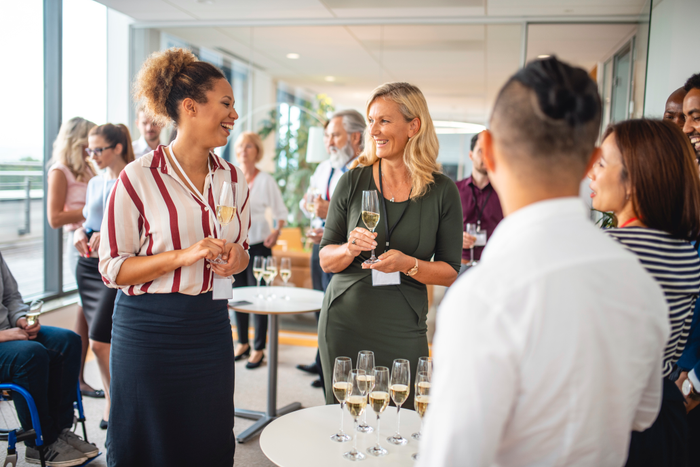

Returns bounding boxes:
[296,109,366,390]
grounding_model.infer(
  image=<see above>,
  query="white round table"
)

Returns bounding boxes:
[260,404,423,466]
[229,286,324,443]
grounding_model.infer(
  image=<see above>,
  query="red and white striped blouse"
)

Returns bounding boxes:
[98,145,251,296]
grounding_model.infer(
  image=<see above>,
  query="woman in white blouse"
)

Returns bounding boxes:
[233,132,288,369]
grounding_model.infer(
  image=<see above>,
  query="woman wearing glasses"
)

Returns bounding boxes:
[74,123,134,431]
[318,82,463,408]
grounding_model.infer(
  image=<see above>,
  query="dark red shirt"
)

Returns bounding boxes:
[455,176,504,261]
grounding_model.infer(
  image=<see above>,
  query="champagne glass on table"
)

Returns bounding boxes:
[252,256,265,299]
[280,257,292,300]
[343,369,368,461]
[367,366,390,457]
[387,358,410,445]
[411,371,431,460]
[263,256,277,300]
[356,350,375,433]
[331,356,352,442]
[361,190,380,265]
[412,356,432,440]
[210,181,236,265]
[26,300,43,327]
[466,222,478,267]
[416,356,433,384]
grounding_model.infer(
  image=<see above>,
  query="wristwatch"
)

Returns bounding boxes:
[406,257,419,277]
[682,378,700,401]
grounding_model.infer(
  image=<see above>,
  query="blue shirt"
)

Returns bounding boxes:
[82,175,117,232]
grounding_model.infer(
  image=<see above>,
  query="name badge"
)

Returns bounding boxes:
[475,230,487,247]
[372,269,401,286]
[212,274,233,300]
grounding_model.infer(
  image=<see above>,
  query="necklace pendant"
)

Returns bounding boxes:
[390,197,395,202]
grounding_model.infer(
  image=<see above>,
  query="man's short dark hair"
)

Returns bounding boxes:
[684,73,700,92]
[470,133,479,151]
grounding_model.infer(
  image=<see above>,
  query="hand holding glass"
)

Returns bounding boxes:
[211,180,236,265]
[331,357,352,442]
[361,190,380,265]
[26,300,43,327]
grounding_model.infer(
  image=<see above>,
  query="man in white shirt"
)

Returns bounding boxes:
[132,106,164,158]
[296,109,365,388]
[418,56,670,467]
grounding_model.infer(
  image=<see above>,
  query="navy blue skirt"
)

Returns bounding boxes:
[107,291,234,467]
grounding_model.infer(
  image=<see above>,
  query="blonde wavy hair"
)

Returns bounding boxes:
[49,117,97,182]
[354,82,441,199]
[235,132,264,163]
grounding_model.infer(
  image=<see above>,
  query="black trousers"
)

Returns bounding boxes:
[233,243,271,351]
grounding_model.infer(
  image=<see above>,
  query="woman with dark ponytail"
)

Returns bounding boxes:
[99,48,250,467]
[74,123,134,432]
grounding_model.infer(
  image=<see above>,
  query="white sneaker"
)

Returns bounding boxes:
[25,438,88,466]
[59,429,99,458]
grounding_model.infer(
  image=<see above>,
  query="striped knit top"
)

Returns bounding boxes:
[606,227,700,377]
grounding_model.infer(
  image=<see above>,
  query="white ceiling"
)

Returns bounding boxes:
[95,0,649,123]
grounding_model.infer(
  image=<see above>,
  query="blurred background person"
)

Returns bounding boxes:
[456,131,503,273]
[318,82,462,408]
[45,116,103,400]
[74,123,134,430]
[132,104,164,158]
[232,131,287,369]
[682,73,700,163]
[589,118,700,466]
[297,109,366,391]
[663,87,687,128]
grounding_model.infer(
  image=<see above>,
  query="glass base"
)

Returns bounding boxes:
[363,258,380,265]
[330,432,351,443]
[412,453,419,460]
[367,445,388,457]
[208,256,227,265]
[357,423,373,433]
[387,434,407,445]
[343,449,365,461]
[411,431,421,440]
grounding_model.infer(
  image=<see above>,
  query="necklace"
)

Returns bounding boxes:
[381,171,409,202]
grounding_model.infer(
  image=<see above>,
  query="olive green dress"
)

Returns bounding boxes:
[319,165,462,407]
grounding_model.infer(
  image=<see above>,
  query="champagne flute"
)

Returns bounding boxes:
[411,371,431,460]
[280,257,292,300]
[412,356,432,440]
[466,222,478,267]
[211,180,236,265]
[361,190,380,265]
[356,350,375,433]
[252,256,265,299]
[416,356,433,382]
[26,300,43,327]
[331,356,352,442]
[387,358,410,445]
[367,367,390,457]
[305,187,319,239]
[263,256,277,300]
[343,369,367,461]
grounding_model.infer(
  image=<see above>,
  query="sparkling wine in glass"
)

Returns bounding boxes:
[356,350,375,433]
[466,222,478,267]
[26,300,43,327]
[263,256,277,300]
[361,190,380,265]
[387,358,410,445]
[331,357,352,442]
[211,180,236,265]
[252,256,265,299]
[412,356,432,440]
[411,371,431,460]
[304,187,320,239]
[280,257,292,300]
[367,366,390,457]
[343,369,367,461]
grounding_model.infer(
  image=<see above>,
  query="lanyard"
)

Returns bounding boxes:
[168,143,220,238]
[470,183,493,228]
[378,160,412,250]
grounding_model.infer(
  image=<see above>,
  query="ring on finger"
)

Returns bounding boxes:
[351,239,356,245]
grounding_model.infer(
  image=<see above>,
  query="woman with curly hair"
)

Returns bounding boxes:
[99,48,250,466]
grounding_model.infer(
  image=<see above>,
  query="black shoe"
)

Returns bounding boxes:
[234,345,251,362]
[246,353,265,369]
[99,419,108,430]
[311,378,323,388]
[296,363,319,375]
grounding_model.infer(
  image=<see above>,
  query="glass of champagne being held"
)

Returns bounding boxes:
[343,369,368,461]
[361,190,380,265]
[466,222,478,267]
[263,256,277,300]
[356,350,375,433]
[280,257,292,300]
[331,356,352,442]
[211,180,236,265]
[367,367,390,457]
[387,358,410,445]
[411,371,431,460]
[26,300,43,327]
[252,256,265,299]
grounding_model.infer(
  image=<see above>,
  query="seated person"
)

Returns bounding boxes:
[0,252,97,466]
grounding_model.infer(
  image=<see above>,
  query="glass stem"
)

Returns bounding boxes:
[340,402,345,434]
[396,405,401,436]
[376,415,381,447]
[353,418,358,452]
[470,246,474,263]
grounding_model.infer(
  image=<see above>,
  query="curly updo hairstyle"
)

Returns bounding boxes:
[133,48,226,127]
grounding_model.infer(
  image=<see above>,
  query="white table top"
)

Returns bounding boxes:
[228,286,324,315]
[260,404,422,467]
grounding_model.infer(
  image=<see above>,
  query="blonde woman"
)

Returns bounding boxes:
[46,117,102,399]
[232,131,287,369]
[318,82,462,407]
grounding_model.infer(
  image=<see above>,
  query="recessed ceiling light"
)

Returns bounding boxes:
[286,53,300,59]
[537,54,551,59]
[325,76,336,82]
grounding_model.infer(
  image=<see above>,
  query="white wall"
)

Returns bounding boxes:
[250,70,277,174]
[106,8,134,127]
[644,0,700,118]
